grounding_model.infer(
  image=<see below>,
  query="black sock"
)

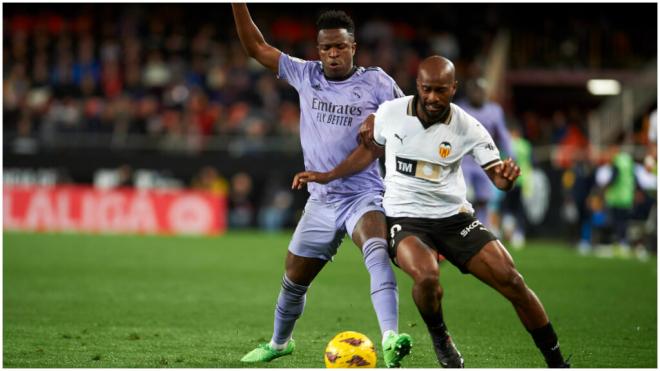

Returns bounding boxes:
[424,315,450,350]
[428,321,448,338]
[419,301,450,350]
[529,322,566,367]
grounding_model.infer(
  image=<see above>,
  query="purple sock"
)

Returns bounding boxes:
[362,237,398,335]
[272,274,308,345]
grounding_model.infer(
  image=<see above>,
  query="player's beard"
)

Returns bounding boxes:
[421,102,451,123]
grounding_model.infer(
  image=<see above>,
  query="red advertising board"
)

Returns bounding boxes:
[3,185,226,235]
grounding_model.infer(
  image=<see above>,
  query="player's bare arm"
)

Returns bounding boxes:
[231,3,282,73]
[292,143,383,190]
[292,116,383,189]
[292,116,384,189]
[485,158,520,191]
[358,114,378,148]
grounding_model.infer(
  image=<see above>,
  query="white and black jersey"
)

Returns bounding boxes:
[373,96,502,219]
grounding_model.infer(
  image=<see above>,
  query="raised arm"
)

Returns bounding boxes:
[485,158,520,191]
[231,3,282,73]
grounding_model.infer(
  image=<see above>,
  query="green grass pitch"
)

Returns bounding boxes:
[3,231,657,368]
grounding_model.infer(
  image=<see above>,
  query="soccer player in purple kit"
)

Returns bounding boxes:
[231,4,412,367]
[456,78,515,231]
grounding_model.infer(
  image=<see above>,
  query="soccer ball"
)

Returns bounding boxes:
[324,331,377,368]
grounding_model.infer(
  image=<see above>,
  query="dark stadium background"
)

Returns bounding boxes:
[4,2,656,238]
[3,3,657,236]
[2,3,657,367]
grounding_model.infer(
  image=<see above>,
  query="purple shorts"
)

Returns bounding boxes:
[288,192,385,261]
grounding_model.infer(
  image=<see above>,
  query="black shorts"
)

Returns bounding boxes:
[387,213,497,274]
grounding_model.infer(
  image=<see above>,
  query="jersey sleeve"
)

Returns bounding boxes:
[470,121,502,170]
[277,53,309,90]
[376,70,405,104]
[372,103,388,147]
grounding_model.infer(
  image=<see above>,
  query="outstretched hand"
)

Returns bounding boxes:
[291,171,332,190]
[494,158,521,183]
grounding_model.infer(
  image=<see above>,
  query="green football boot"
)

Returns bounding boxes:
[382,333,413,368]
[240,339,295,363]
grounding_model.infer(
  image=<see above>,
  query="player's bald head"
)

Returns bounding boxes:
[417,56,455,84]
[415,55,457,124]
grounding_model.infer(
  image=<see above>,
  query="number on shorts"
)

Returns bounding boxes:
[390,224,402,239]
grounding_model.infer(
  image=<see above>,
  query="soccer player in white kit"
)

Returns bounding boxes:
[232,4,412,367]
[294,56,569,368]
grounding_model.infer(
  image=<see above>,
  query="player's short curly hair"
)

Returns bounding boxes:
[316,10,355,37]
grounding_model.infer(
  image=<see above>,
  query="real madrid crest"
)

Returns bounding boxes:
[439,141,452,158]
[351,87,362,100]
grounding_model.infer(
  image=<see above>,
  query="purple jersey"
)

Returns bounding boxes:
[278,53,403,201]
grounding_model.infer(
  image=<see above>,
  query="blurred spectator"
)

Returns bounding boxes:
[11,113,38,154]
[640,110,657,255]
[587,189,610,251]
[4,63,30,124]
[101,61,123,99]
[192,166,229,197]
[158,108,187,152]
[72,35,100,86]
[593,135,636,256]
[604,142,635,253]
[501,123,532,249]
[520,111,543,144]
[276,101,301,136]
[644,109,657,173]
[359,16,393,46]
[554,119,589,169]
[550,110,568,144]
[629,163,656,259]
[44,96,83,134]
[111,94,136,139]
[93,164,134,189]
[142,50,171,88]
[255,74,281,118]
[229,116,269,156]
[562,148,596,254]
[429,31,460,61]
[228,172,255,229]
[116,164,134,188]
[258,176,294,232]
[186,87,218,137]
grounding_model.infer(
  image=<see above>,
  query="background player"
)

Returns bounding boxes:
[293,56,569,368]
[456,78,515,233]
[232,4,412,367]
